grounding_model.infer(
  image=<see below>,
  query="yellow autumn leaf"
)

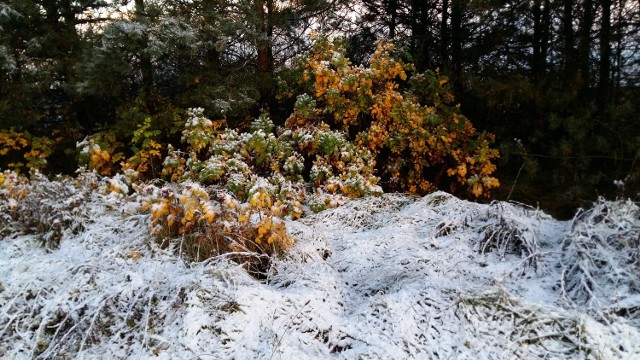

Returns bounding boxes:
[148,149,161,157]
[183,208,195,222]
[457,163,467,177]
[200,200,216,222]
[481,162,497,175]
[266,234,277,244]
[472,183,483,197]
[250,196,260,207]
[151,202,169,219]
[484,177,500,188]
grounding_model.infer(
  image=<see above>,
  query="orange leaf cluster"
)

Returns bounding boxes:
[0,130,57,171]
[301,37,500,198]
[140,182,294,262]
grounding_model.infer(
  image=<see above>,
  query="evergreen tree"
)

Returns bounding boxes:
[0,0,107,130]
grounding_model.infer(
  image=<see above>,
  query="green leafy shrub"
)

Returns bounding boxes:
[163,109,381,214]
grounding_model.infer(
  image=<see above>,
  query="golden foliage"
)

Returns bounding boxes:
[141,182,294,262]
[77,133,124,176]
[0,130,57,171]
[0,130,29,156]
[301,37,500,198]
[121,139,163,179]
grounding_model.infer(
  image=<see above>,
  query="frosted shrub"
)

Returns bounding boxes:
[164,109,381,214]
[126,107,382,267]
[560,198,640,325]
[77,133,124,176]
[138,180,293,275]
[181,107,221,153]
[0,170,95,247]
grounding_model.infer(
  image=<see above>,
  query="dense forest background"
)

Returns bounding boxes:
[1,0,639,217]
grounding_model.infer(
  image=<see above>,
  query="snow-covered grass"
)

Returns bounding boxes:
[2,187,640,359]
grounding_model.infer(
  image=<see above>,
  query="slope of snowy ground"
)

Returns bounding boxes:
[2,191,640,359]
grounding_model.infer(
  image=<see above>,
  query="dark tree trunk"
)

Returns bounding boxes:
[410,0,419,54]
[450,0,463,89]
[532,0,551,88]
[599,0,612,108]
[256,0,275,112]
[135,0,154,95]
[532,0,542,81]
[387,0,398,39]
[412,0,432,72]
[613,1,624,96]
[441,0,450,69]
[561,0,578,90]
[578,0,594,95]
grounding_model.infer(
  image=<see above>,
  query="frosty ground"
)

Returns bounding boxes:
[2,191,640,359]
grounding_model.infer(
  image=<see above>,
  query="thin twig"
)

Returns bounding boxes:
[507,139,528,201]
[269,299,311,360]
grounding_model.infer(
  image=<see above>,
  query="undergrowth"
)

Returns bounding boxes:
[458,289,630,359]
[560,198,640,326]
[0,170,95,247]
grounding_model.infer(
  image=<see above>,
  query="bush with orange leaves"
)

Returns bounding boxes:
[136,179,293,275]
[77,132,124,176]
[0,129,58,172]
[300,37,500,198]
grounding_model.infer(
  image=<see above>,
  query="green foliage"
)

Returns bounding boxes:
[132,117,161,151]
[165,108,381,207]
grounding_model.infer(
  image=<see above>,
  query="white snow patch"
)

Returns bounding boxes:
[1,192,640,359]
